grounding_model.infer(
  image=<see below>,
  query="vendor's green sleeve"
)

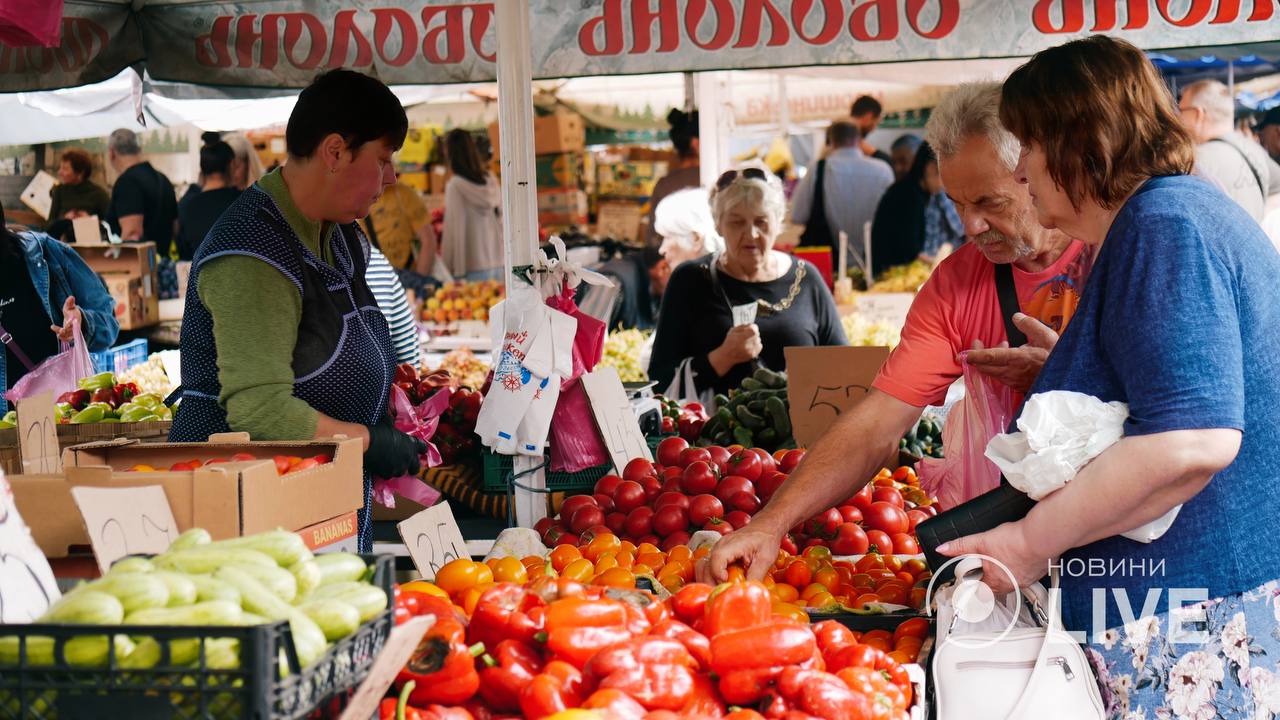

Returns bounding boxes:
[197,257,317,440]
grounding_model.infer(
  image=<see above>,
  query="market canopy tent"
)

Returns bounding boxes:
[4,0,1280,93]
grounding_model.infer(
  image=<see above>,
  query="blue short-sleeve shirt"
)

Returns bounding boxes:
[1027,175,1280,633]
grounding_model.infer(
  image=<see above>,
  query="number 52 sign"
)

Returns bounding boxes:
[397,501,468,581]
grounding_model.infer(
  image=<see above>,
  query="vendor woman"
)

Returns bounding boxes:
[170,70,425,551]
[648,167,847,396]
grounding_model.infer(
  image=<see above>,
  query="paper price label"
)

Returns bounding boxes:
[0,472,61,622]
[338,615,434,720]
[16,392,61,474]
[398,501,469,581]
[582,366,653,472]
[784,346,890,448]
[731,302,758,327]
[70,485,179,574]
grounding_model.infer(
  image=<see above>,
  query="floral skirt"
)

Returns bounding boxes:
[1087,578,1280,720]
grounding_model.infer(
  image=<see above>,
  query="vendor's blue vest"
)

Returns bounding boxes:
[169,186,394,551]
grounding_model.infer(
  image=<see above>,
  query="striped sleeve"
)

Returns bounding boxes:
[365,247,422,366]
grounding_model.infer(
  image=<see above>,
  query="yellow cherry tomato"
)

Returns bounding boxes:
[561,557,595,583]
[772,601,810,623]
[490,556,529,584]
[398,580,449,599]
[434,559,487,596]
[593,567,636,589]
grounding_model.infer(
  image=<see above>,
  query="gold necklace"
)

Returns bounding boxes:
[717,253,806,315]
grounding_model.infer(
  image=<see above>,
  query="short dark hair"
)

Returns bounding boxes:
[850,95,882,119]
[827,120,861,148]
[1000,35,1194,210]
[285,70,408,159]
[891,134,923,153]
[60,149,93,181]
[200,140,235,178]
[667,108,700,158]
[445,129,488,185]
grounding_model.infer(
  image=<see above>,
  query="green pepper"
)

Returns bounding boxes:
[70,405,107,424]
[77,372,116,391]
[119,405,155,423]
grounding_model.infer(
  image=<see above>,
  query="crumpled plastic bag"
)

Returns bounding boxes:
[371,384,449,509]
[985,390,1181,543]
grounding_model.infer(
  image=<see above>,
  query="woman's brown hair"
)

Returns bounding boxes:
[445,128,488,186]
[60,148,93,182]
[999,35,1194,210]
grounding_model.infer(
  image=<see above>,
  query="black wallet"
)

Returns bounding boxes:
[915,481,1037,583]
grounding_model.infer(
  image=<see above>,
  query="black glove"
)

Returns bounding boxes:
[364,415,427,478]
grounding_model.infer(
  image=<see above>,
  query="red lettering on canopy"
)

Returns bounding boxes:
[790,0,844,45]
[1155,0,1213,25]
[195,16,233,68]
[1031,0,1086,32]
[422,5,466,64]
[631,0,680,54]
[1248,0,1275,20]
[1208,0,1273,23]
[735,0,791,48]
[372,8,417,66]
[469,4,496,62]
[276,13,327,70]
[685,0,737,50]
[234,15,279,69]
[850,0,899,41]
[328,9,373,68]
[579,0,625,56]
[58,17,109,72]
[906,0,959,38]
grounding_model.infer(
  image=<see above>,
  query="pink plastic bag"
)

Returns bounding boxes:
[370,384,449,509]
[4,318,94,405]
[547,284,610,473]
[916,351,1016,511]
[0,0,63,47]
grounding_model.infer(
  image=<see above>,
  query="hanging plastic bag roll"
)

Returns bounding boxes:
[4,317,95,405]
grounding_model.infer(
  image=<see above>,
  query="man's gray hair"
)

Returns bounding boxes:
[1181,80,1234,124]
[109,128,141,156]
[925,81,1020,171]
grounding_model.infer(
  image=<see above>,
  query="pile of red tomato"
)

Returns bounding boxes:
[790,467,939,558]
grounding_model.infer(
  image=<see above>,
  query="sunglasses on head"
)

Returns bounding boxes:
[715,167,767,190]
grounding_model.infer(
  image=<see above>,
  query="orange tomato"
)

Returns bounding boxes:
[614,551,635,570]
[771,583,800,603]
[660,574,685,593]
[802,545,833,563]
[693,546,710,560]
[862,629,893,645]
[881,555,904,573]
[632,563,655,576]
[800,583,829,601]
[490,556,529,584]
[582,533,621,562]
[855,555,885,574]
[775,550,792,569]
[805,591,836,608]
[772,601,810,623]
[637,552,665,569]
[902,558,928,577]
[814,567,840,589]
[636,542,661,556]
[896,571,916,586]
[887,650,914,665]
[618,540,637,555]
[892,466,912,481]
[783,559,812,588]
[399,580,449,599]
[877,586,909,606]
[594,555,620,573]
[593,567,637,589]
[550,545,582,572]
[561,558,596,582]
[460,582,494,615]
[909,587,927,609]
[667,545,693,565]
[894,617,931,641]
[853,592,881,608]
[850,573,876,590]
[434,559,488,596]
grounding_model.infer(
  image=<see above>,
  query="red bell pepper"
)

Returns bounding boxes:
[837,667,910,715]
[812,620,858,659]
[582,689,647,720]
[650,619,711,669]
[829,643,912,701]
[583,637,696,683]
[719,665,788,706]
[519,660,586,719]
[710,622,817,673]
[597,663,697,711]
[668,583,714,626]
[778,668,875,720]
[469,583,545,649]
[641,595,670,627]
[477,639,543,712]
[679,672,726,717]
[703,582,772,637]
[543,597,633,669]
[394,612,484,706]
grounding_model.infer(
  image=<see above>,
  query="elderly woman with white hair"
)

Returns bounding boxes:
[653,187,724,268]
[648,167,847,396]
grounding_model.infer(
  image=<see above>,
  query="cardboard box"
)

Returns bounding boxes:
[488,114,587,159]
[535,153,585,190]
[597,161,668,198]
[297,510,359,553]
[537,189,588,228]
[102,274,148,330]
[596,201,646,242]
[9,434,364,558]
[73,242,159,330]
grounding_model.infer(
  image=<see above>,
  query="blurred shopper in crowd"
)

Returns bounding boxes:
[889,134,923,182]
[176,139,241,261]
[653,187,723,269]
[870,141,962,275]
[1178,80,1280,221]
[791,120,893,274]
[1257,107,1280,164]
[45,148,110,241]
[107,128,178,254]
[850,95,891,166]
[646,109,702,246]
[441,129,502,281]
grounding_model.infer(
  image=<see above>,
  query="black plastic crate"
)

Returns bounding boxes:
[480,448,612,494]
[0,554,394,720]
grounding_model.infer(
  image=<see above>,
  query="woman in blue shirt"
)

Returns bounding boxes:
[940,36,1280,718]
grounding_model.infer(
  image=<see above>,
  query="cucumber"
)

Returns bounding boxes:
[125,600,243,627]
[734,405,766,430]
[230,563,297,602]
[79,573,170,614]
[298,599,361,641]
[154,547,276,574]
[713,394,730,408]
[189,575,241,605]
[757,428,778,446]
[303,582,387,623]
[312,553,368,586]
[40,590,124,625]
[209,529,312,568]
[732,426,754,447]
[215,567,326,667]
[152,571,198,607]
[169,528,212,551]
[290,560,322,598]
[764,396,791,437]
[752,367,787,389]
[108,557,154,575]
[740,378,764,392]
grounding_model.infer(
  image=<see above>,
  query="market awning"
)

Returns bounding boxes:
[4,0,1279,93]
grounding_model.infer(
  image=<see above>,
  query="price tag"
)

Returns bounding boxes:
[70,485,179,574]
[337,615,434,720]
[397,500,468,581]
[731,302,758,327]
[581,365,653,471]
[784,346,891,448]
[16,392,61,474]
[0,471,61,622]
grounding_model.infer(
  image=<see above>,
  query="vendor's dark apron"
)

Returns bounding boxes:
[170,187,394,551]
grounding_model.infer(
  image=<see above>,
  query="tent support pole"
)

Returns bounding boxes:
[697,71,733,189]
[495,0,546,528]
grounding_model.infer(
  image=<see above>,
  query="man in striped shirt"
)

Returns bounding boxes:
[366,245,421,366]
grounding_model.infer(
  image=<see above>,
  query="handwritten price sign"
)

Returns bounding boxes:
[16,392,60,474]
[0,472,61,622]
[784,346,890,448]
[70,485,178,574]
[397,501,468,581]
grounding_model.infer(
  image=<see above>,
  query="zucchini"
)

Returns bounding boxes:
[152,571,198,607]
[108,557,154,575]
[169,528,212,551]
[312,553,368,586]
[125,600,243,627]
[299,599,361,641]
[205,638,241,670]
[239,612,270,625]
[303,582,387,623]
[209,529,312,568]
[189,575,241,605]
[80,573,170,614]
[230,563,297,602]
[290,560,322,598]
[0,635,129,668]
[40,590,124,625]
[154,547,275,574]
[214,567,326,667]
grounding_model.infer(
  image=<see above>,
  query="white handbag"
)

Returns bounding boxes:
[932,558,1105,720]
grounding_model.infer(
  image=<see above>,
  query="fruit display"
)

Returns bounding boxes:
[787,466,939,558]
[599,328,651,383]
[0,528,386,671]
[383,577,918,719]
[868,260,933,293]
[393,363,482,464]
[116,351,179,398]
[432,348,490,391]
[702,367,795,451]
[657,395,710,443]
[52,372,174,424]
[122,452,331,475]
[842,313,902,348]
[768,547,932,613]
[421,279,504,324]
[900,414,944,459]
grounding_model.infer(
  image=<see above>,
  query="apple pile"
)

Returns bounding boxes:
[537,436,805,550]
